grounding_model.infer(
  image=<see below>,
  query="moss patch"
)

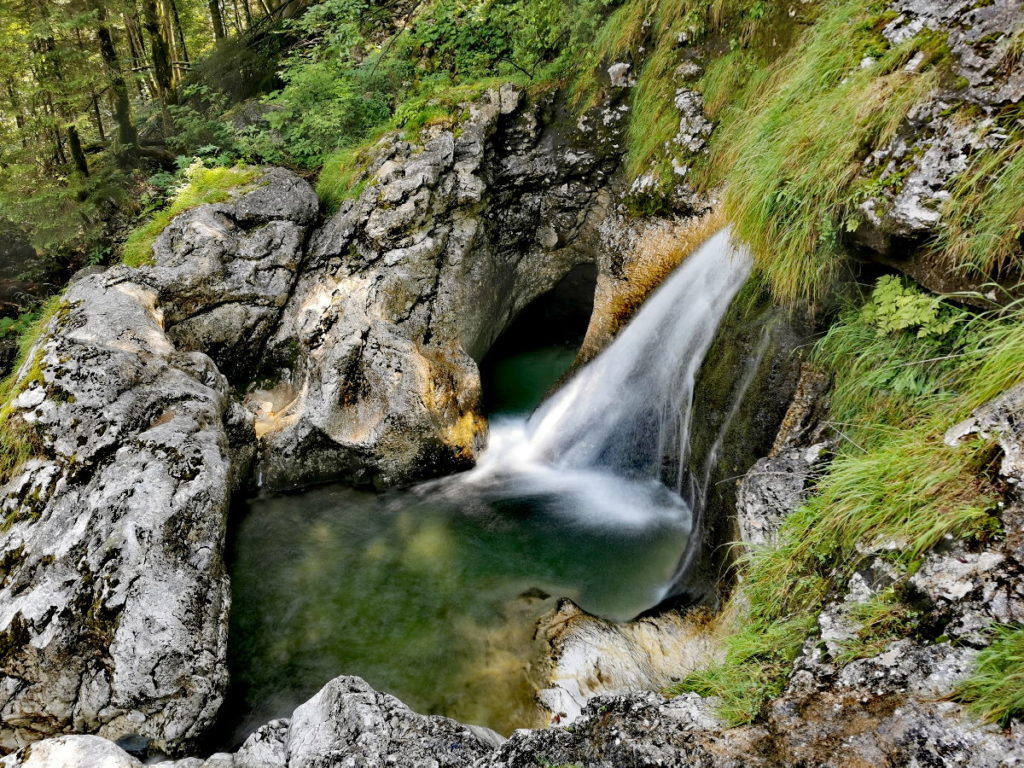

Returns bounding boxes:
[121,164,261,268]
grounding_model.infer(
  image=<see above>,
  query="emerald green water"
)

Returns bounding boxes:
[481,346,577,415]
[225,480,687,742]
[224,341,690,743]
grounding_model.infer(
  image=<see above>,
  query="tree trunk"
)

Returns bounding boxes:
[94,2,138,147]
[90,91,106,142]
[141,0,175,105]
[167,0,190,68]
[208,0,226,39]
[66,124,90,177]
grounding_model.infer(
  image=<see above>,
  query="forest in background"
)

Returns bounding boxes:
[0,0,610,303]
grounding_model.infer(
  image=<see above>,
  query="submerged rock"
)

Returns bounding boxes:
[534,599,721,725]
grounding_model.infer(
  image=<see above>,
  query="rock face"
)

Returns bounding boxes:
[0,170,316,755]
[256,85,627,489]
[0,275,235,754]
[852,0,1024,287]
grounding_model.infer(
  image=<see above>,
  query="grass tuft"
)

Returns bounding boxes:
[955,625,1024,725]
[714,2,946,305]
[121,164,261,268]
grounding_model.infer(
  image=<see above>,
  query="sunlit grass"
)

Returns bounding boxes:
[122,164,261,268]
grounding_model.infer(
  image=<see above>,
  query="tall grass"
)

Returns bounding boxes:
[673,277,1013,724]
[714,2,945,304]
[934,129,1024,281]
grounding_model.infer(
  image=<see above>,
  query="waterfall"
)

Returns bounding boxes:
[526,228,752,486]
[435,228,752,540]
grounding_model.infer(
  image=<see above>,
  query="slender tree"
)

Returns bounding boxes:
[208,0,226,39]
[93,0,138,147]
[141,0,175,104]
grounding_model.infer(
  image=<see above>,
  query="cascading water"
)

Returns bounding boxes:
[430,227,752,539]
[224,228,752,741]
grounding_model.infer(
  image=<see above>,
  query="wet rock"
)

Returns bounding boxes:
[736,443,830,547]
[258,86,627,489]
[534,599,721,725]
[734,365,832,548]
[0,273,242,753]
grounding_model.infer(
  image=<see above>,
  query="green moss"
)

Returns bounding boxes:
[316,141,385,214]
[0,296,65,488]
[121,164,261,268]
[955,625,1024,725]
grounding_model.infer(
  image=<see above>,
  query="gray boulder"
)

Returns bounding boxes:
[0,271,245,753]
[139,168,318,379]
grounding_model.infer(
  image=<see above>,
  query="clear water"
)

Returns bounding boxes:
[224,230,752,743]
[225,473,689,741]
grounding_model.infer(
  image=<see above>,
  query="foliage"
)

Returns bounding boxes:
[955,625,1024,725]
[859,275,963,338]
[672,276,1010,724]
[121,162,260,267]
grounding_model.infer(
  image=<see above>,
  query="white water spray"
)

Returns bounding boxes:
[435,228,752,544]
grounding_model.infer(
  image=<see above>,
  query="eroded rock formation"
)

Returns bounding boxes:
[255,84,628,489]
[0,169,316,754]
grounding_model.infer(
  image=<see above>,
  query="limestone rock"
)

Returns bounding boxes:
[257,86,627,489]
[286,676,498,767]
[140,168,318,379]
[947,382,1024,485]
[0,272,244,753]
[736,442,830,548]
[0,735,142,768]
[852,0,1024,277]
